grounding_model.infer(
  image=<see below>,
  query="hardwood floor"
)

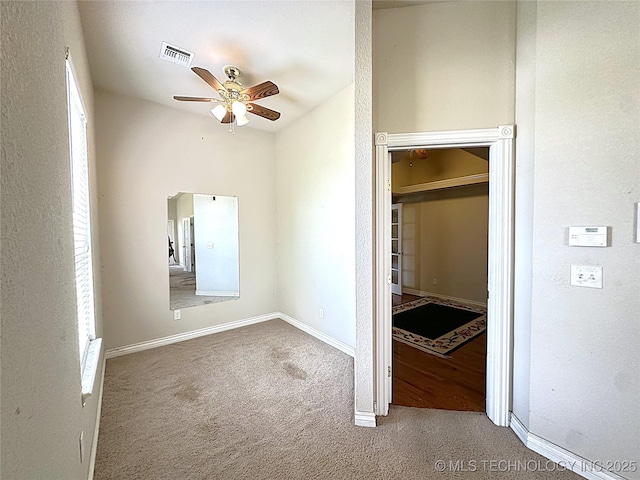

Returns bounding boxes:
[392,292,421,307]
[391,294,486,412]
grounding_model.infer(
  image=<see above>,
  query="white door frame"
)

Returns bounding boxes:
[374,126,515,426]
[182,217,192,273]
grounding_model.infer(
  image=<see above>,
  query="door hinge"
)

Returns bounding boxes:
[387,180,391,191]
[388,366,391,377]
[387,274,391,285]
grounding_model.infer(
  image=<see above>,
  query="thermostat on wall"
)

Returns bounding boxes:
[568,226,609,247]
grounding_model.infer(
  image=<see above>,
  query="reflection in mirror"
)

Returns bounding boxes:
[167,193,239,310]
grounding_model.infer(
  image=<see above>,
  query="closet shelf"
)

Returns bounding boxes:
[394,173,489,195]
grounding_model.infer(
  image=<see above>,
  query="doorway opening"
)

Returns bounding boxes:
[374,127,515,427]
[390,146,489,411]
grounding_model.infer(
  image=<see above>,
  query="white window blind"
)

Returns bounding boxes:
[66,58,96,370]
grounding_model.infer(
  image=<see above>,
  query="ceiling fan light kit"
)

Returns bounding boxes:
[235,114,249,127]
[173,64,281,133]
[231,100,246,117]
[211,104,227,121]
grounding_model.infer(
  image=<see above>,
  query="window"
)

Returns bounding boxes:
[66,53,101,398]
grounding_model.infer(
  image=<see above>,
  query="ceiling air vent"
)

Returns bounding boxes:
[159,42,194,67]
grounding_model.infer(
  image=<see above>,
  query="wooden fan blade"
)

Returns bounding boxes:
[243,81,279,101]
[247,103,281,121]
[173,96,215,102]
[192,67,225,93]
[221,111,235,124]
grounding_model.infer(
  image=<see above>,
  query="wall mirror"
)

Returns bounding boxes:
[167,192,239,310]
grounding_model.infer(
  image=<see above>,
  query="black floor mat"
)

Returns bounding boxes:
[393,302,482,339]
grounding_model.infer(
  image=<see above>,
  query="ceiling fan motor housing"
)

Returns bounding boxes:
[222,66,247,105]
[224,65,241,81]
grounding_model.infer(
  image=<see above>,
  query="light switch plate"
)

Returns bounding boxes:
[570,265,603,289]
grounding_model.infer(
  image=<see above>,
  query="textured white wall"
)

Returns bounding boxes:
[1,1,104,478]
[373,1,516,133]
[513,0,537,429]
[176,193,194,221]
[95,91,277,349]
[398,186,489,303]
[526,1,640,473]
[354,0,375,416]
[275,84,356,348]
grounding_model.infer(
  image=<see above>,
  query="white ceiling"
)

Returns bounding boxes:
[78,1,355,133]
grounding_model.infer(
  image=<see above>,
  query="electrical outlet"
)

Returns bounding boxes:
[570,265,603,289]
[319,308,324,319]
[432,278,438,285]
[173,309,181,320]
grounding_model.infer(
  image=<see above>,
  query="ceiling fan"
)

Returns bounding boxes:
[173,65,280,128]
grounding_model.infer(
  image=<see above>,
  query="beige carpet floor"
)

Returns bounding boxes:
[95,320,578,479]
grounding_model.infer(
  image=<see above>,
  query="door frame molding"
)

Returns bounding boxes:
[374,126,515,426]
[181,217,192,272]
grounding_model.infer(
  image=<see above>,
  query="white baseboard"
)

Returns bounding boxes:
[87,358,106,480]
[278,313,355,357]
[195,290,238,297]
[105,312,279,359]
[510,414,627,480]
[509,412,529,445]
[104,311,355,360]
[354,411,377,428]
[402,288,487,308]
